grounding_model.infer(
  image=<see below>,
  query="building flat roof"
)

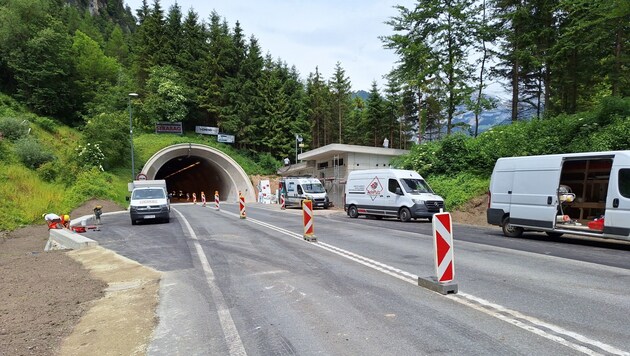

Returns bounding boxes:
[298,143,409,161]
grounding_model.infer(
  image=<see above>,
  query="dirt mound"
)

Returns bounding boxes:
[0,199,127,356]
[450,194,490,227]
[0,228,106,356]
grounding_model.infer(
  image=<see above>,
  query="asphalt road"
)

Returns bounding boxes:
[85,203,630,355]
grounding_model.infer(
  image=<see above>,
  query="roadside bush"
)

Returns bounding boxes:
[432,133,471,175]
[14,137,55,169]
[594,96,630,126]
[255,152,281,173]
[75,142,105,171]
[33,116,57,133]
[392,140,440,175]
[82,113,128,169]
[428,173,489,210]
[0,117,30,141]
[582,118,630,151]
[63,168,121,208]
[37,161,61,182]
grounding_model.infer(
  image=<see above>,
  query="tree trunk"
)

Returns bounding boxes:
[511,58,519,122]
[417,91,423,144]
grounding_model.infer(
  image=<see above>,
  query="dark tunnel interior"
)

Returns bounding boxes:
[155,155,229,202]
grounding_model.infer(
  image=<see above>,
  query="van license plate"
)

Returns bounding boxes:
[144,215,155,219]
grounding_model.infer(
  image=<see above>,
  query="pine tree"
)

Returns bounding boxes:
[306,67,330,148]
[163,3,183,68]
[104,25,129,65]
[383,0,476,135]
[329,62,352,144]
[346,97,366,145]
[384,75,403,148]
[364,81,387,147]
[178,9,208,124]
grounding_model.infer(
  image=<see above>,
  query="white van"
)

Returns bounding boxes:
[127,180,170,225]
[344,169,445,222]
[279,176,330,208]
[487,151,630,242]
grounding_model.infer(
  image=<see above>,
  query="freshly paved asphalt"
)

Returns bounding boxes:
[84,203,630,355]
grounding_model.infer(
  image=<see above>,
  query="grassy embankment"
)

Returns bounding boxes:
[0,96,269,231]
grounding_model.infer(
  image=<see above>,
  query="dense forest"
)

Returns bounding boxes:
[0,0,628,167]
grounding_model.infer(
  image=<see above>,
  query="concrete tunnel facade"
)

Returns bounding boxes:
[140,143,255,203]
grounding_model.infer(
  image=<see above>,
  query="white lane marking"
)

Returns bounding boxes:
[173,208,247,356]
[447,293,629,356]
[218,207,629,355]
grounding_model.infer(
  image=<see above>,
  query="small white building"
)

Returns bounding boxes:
[278,143,409,207]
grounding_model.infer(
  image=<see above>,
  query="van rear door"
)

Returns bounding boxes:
[491,170,514,209]
[509,156,562,229]
[603,155,630,237]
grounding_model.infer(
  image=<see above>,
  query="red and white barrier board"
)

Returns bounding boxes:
[239,194,246,219]
[280,193,286,210]
[302,200,316,241]
[432,212,455,283]
[215,191,220,210]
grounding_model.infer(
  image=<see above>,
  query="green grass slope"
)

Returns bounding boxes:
[0,94,275,232]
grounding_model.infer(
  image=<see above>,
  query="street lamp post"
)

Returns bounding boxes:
[128,93,139,181]
[295,134,303,164]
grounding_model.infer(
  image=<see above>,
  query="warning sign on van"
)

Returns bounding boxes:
[366,176,383,201]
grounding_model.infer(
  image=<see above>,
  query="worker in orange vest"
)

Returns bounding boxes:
[61,214,70,229]
[43,213,62,229]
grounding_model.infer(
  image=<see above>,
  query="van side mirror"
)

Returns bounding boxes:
[395,187,403,195]
[125,196,130,202]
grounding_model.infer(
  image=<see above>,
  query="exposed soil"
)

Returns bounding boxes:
[0,199,160,356]
[0,194,489,356]
[450,194,491,227]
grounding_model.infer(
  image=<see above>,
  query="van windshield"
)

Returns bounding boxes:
[133,188,165,199]
[303,183,325,193]
[400,178,433,194]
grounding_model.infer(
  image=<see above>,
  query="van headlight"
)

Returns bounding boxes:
[412,199,424,205]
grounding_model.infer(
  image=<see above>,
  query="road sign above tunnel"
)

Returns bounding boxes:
[217,134,235,143]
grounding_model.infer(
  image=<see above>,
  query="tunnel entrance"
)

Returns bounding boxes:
[140,143,255,203]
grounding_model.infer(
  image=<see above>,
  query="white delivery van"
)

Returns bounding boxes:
[279,176,330,208]
[344,169,445,222]
[487,151,630,242]
[127,180,170,225]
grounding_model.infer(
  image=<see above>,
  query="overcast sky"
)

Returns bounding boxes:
[125,0,416,92]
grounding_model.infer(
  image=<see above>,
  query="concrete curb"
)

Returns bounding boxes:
[45,211,127,251]
[45,229,98,251]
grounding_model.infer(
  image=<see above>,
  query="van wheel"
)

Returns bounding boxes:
[348,205,359,218]
[131,219,137,226]
[399,207,412,222]
[502,219,523,237]
[545,231,563,238]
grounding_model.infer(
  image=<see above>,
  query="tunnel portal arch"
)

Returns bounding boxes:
[140,143,255,203]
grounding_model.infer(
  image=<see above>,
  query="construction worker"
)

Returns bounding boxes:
[61,214,71,229]
[43,213,62,229]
